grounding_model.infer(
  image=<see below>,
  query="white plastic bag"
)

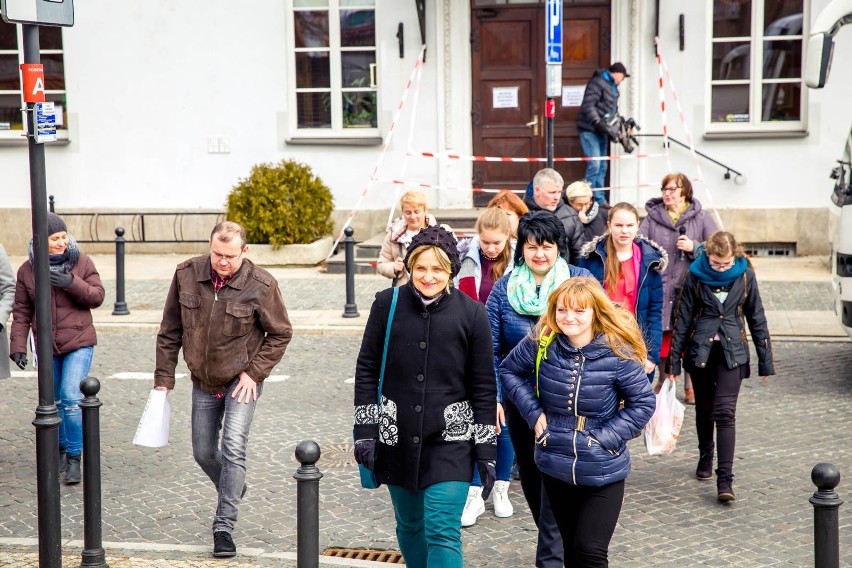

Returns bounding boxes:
[133,389,171,447]
[644,378,685,455]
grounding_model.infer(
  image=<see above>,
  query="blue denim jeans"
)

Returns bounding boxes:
[191,379,263,533]
[387,481,469,568]
[53,346,93,456]
[578,129,610,204]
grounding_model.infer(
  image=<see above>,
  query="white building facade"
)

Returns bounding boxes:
[0,0,849,254]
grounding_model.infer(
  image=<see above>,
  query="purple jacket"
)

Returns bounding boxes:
[639,197,717,332]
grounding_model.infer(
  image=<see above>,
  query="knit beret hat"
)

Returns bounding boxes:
[404,225,461,278]
[47,212,67,236]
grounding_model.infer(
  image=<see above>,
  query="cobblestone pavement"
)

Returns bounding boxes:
[98,274,833,314]
[1,334,850,566]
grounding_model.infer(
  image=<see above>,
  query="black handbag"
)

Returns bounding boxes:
[357,286,399,489]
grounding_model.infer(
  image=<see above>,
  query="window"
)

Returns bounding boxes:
[288,0,378,140]
[707,0,806,135]
[0,21,68,140]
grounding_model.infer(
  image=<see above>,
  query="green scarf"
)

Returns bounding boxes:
[507,257,571,316]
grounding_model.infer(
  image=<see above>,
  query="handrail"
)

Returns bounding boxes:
[636,133,746,184]
[55,211,225,243]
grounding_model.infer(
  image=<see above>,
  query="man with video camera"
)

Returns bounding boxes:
[576,61,631,209]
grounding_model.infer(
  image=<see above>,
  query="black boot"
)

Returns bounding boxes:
[65,454,81,485]
[696,443,714,481]
[716,468,735,502]
[59,448,67,474]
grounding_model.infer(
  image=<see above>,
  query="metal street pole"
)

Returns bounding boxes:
[22,23,63,568]
[545,98,555,169]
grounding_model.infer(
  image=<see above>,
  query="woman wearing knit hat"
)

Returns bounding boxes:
[10,212,105,484]
[354,225,497,568]
[565,180,608,246]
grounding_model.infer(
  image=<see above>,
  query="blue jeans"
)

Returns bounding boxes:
[387,481,469,568]
[578,129,609,204]
[53,346,93,456]
[471,423,514,485]
[191,379,263,533]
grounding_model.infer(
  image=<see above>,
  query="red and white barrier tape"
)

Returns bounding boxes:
[371,177,685,195]
[406,151,668,163]
[655,45,673,173]
[326,45,427,261]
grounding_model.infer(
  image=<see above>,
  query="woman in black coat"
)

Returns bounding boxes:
[668,231,774,502]
[354,226,497,568]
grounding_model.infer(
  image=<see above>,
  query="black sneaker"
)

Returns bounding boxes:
[213,531,236,557]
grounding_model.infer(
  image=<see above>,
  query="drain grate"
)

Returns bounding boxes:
[323,547,405,563]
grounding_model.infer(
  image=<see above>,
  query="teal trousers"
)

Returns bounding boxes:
[387,481,469,568]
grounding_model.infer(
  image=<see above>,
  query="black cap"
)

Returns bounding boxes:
[608,62,630,78]
[404,225,461,278]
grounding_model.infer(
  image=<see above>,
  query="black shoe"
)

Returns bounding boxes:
[64,455,81,485]
[213,531,237,558]
[716,469,735,502]
[59,448,67,474]
[510,459,520,481]
[696,451,714,481]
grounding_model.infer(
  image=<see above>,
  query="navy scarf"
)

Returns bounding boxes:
[689,249,748,288]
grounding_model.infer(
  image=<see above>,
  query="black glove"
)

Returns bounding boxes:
[354,439,377,471]
[592,120,607,135]
[477,459,497,501]
[10,352,27,370]
[49,272,73,289]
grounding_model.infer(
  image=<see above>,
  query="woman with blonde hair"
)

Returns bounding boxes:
[500,277,655,567]
[669,231,773,502]
[377,190,437,286]
[455,207,516,525]
[487,190,529,239]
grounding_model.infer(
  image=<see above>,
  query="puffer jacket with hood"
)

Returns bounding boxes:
[500,332,655,487]
[576,69,619,133]
[455,235,516,303]
[578,234,667,364]
[639,197,717,330]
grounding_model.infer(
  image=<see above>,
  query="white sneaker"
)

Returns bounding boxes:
[491,480,514,518]
[460,486,485,527]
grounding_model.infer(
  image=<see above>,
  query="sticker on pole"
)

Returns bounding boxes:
[545,0,562,64]
[1,0,75,27]
[20,63,45,103]
[34,101,56,143]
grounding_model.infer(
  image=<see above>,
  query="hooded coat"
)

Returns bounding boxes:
[576,69,619,133]
[578,234,667,364]
[638,197,718,331]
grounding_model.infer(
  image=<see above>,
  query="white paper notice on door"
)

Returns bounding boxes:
[493,86,519,109]
[562,85,586,107]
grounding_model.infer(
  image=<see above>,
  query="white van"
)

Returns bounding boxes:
[829,128,852,336]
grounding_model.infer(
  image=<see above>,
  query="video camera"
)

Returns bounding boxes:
[602,112,641,154]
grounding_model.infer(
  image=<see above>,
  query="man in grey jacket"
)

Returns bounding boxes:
[522,168,585,264]
[0,244,15,379]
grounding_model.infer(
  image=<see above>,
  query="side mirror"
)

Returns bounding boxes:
[805,33,834,88]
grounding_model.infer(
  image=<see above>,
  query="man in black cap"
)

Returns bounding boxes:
[575,61,631,208]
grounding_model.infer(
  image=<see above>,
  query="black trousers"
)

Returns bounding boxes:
[687,343,746,479]
[503,399,564,568]
[542,475,625,568]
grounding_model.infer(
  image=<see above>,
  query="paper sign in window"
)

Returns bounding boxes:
[492,86,519,109]
[562,85,585,107]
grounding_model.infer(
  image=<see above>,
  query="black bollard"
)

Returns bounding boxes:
[810,463,843,568]
[342,226,359,318]
[112,227,129,316]
[79,377,108,568]
[48,194,55,213]
[294,441,323,568]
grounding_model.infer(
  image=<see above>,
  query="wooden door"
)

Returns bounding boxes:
[470,2,611,207]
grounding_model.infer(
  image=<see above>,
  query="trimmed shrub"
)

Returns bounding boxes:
[226,159,334,248]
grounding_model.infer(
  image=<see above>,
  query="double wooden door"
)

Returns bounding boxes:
[471,2,611,206]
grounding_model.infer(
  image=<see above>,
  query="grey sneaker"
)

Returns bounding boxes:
[213,531,236,557]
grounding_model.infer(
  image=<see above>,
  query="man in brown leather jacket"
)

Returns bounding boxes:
[154,221,292,558]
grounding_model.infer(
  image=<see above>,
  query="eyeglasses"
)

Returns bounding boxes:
[661,186,682,193]
[709,259,735,271]
[211,250,244,263]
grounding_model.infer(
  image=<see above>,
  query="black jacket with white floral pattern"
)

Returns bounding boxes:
[354,284,497,492]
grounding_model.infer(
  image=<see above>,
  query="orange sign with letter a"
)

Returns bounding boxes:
[20,64,46,103]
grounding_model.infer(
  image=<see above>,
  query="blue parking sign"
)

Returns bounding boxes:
[546,0,562,64]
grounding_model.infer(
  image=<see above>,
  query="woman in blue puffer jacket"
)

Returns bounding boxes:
[500,277,655,568]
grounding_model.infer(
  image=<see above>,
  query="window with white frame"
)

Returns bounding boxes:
[0,21,68,139]
[288,0,378,138]
[708,0,806,135]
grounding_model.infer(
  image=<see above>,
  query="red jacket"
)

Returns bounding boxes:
[10,253,105,356]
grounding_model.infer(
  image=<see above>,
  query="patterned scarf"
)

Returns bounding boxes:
[507,257,571,316]
[27,234,80,274]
